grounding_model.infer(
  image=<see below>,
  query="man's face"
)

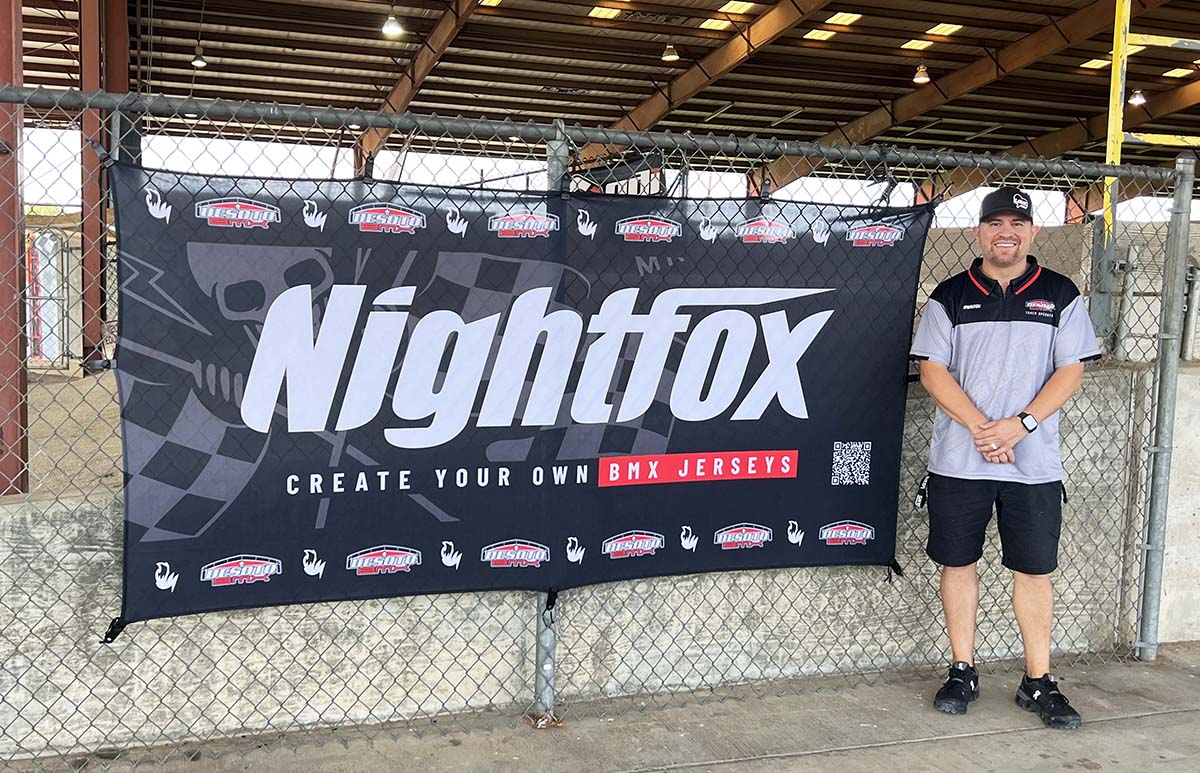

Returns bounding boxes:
[973,213,1039,269]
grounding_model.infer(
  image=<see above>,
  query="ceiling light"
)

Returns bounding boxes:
[718,1,756,12]
[589,7,621,19]
[901,39,934,51]
[700,19,732,31]
[826,12,861,25]
[1080,59,1110,69]
[508,135,521,141]
[1163,68,1193,77]
[913,64,931,85]
[190,45,207,68]
[661,42,680,62]
[348,123,361,130]
[382,14,404,36]
[480,0,502,5]
[926,23,962,36]
[804,29,836,41]
[1128,89,1147,106]
[184,113,198,119]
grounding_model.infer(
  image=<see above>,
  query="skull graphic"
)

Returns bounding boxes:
[186,242,335,329]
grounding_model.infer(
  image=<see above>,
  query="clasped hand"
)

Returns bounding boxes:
[972,417,1027,464]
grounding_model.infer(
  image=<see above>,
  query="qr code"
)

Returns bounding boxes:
[831,441,871,485]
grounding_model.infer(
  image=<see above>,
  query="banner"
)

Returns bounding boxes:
[109,163,931,622]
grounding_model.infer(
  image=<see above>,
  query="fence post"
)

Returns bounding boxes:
[532,120,569,718]
[1136,153,1195,661]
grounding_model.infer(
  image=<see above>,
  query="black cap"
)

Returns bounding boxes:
[979,186,1033,222]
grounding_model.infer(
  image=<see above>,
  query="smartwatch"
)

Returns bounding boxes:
[1019,412,1039,433]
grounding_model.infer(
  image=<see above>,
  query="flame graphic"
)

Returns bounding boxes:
[302,200,327,231]
[680,525,698,552]
[154,561,179,592]
[441,540,462,569]
[699,217,719,242]
[302,549,326,578]
[144,189,172,223]
[566,536,586,564]
[787,520,805,547]
[445,209,468,236]
[576,209,597,238]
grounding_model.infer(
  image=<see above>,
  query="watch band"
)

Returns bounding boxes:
[1019,412,1038,432]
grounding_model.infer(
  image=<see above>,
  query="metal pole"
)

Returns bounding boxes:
[1095,0,1133,341]
[1114,245,1138,360]
[1183,266,1199,362]
[532,119,568,720]
[1136,153,1195,661]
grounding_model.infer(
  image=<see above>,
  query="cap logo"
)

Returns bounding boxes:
[1012,193,1029,210]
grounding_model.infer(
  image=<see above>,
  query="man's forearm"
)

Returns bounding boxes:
[920,361,988,430]
[1024,363,1085,422]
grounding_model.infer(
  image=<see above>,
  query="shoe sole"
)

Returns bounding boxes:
[934,698,969,714]
[1015,694,1082,730]
[934,692,978,715]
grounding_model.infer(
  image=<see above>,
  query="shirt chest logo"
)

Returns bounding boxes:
[1025,299,1055,315]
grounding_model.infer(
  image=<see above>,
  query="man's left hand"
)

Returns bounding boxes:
[974,417,1028,454]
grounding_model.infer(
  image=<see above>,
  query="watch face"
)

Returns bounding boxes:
[1022,415,1037,431]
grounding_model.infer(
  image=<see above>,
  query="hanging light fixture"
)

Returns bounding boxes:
[382,12,404,36]
[1128,89,1147,106]
[913,63,930,85]
[661,42,680,62]
[192,0,209,68]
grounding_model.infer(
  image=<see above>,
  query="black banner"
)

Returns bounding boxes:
[109,163,931,622]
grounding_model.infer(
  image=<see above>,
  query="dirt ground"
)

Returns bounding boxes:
[24,369,123,500]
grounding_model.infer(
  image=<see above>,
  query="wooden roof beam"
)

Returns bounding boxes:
[577,0,835,163]
[357,0,481,171]
[925,77,1200,202]
[756,0,1172,191]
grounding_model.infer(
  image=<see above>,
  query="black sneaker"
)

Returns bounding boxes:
[934,661,979,714]
[1015,674,1083,730]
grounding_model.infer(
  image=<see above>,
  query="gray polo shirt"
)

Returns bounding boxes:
[910,257,1101,484]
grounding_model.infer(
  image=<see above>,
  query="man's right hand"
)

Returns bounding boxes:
[984,448,1014,464]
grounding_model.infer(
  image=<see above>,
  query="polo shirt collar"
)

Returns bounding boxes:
[968,256,1042,296]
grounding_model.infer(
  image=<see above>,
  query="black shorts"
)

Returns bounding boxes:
[926,473,1063,575]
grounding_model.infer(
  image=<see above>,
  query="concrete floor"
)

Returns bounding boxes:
[37,643,1200,772]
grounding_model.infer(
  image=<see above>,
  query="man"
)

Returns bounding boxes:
[909,187,1101,730]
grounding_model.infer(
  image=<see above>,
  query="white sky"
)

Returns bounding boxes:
[21,127,1200,226]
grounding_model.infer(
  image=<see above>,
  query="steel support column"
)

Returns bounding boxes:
[0,0,29,494]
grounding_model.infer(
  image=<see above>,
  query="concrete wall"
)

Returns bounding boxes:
[0,364,1147,758]
[1161,365,1200,643]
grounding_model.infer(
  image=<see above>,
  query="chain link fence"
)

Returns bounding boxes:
[0,87,1192,768]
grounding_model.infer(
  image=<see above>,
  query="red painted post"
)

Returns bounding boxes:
[80,0,105,364]
[0,0,30,494]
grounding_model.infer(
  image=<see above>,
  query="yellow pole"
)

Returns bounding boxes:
[1104,0,1133,246]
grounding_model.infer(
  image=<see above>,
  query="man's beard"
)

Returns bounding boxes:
[986,249,1026,267]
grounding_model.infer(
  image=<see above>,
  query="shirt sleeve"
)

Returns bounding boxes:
[910,298,954,366]
[1054,295,1103,367]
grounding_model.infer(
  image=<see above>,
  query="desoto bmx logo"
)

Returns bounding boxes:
[481,540,550,568]
[615,215,682,243]
[194,198,280,229]
[200,554,282,586]
[846,223,904,247]
[602,531,665,559]
[735,218,794,245]
[818,520,876,545]
[714,523,773,550]
[345,545,422,575]
[348,203,426,234]
[240,286,836,449]
[488,211,559,238]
